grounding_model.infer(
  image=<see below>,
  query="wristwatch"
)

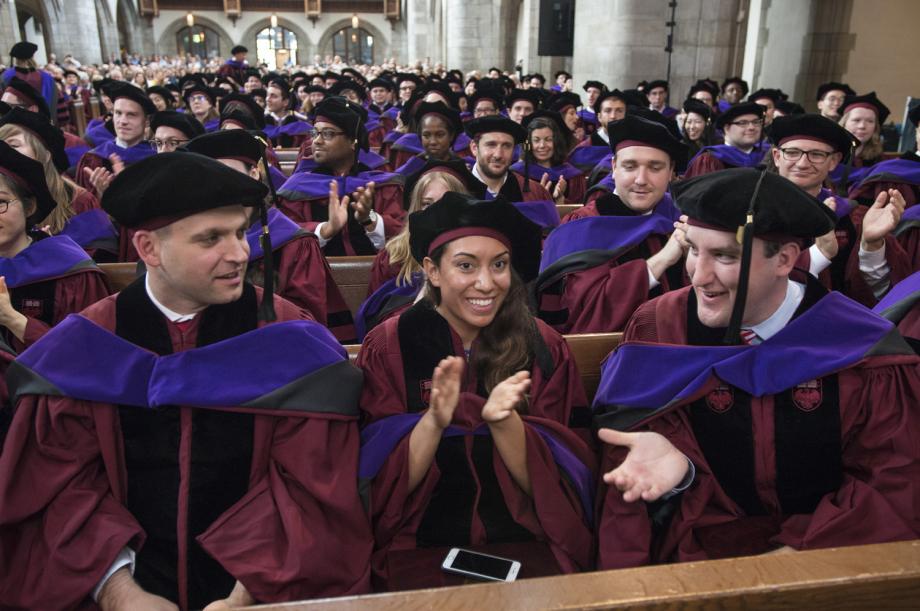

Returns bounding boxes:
[359,210,378,228]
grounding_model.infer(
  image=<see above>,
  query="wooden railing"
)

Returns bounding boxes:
[249,539,920,610]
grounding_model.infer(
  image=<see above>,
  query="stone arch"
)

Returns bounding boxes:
[116,0,139,55]
[316,18,389,65]
[239,16,312,67]
[14,0,51,59]
[156,15,234,59]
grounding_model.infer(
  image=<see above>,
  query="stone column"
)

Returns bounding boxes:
[42,0,105,64]
[742,0,817,103]
[405,0,431,65]
[96,0,121,60]
[444,0,503,74]
[0,1,21,59]
[572,0,742,103]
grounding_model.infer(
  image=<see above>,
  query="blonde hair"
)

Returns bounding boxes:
[0,124,77,233]
[839,109,883,162]
[386,171,468,286]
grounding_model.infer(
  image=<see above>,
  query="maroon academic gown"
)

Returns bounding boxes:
[538,193,685,334]
[597,284,920,569]
[367,248,403,297]
[249,233,356,342]
[71,187,100,214]
[0,287,372,610]
[356,303,596,590]
[681,150,729,179]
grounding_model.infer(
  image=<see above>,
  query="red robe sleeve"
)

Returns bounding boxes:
[17,270,112,350]
[70,187,101,214]
[681,152,726,179]
[367,248,402,296]
[277,196,316,229]
[564,174,587,204]
[374,183,406,240]
[561,201,599,223]
[75,151,108,198]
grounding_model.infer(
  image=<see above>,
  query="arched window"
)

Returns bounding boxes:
[331,27,374,65]
[176,25,220,58]
[256,26,298,70]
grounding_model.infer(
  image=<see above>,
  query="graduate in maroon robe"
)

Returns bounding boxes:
[0,141,110,352]
[0,153,372,610]
[768,113,912,306]
[183,129,356,342]
[277,96,406,256]
[357,193,596,591]
[594,169,920,569]
[682,102,768,179]
[535,115,688,333]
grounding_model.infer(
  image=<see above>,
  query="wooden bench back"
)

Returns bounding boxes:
[250,540,920,610]
[70,100,88,138]
[556,203,582,219]
[343,332,621,403]
[98,262,140,293]
[328,256,376,316]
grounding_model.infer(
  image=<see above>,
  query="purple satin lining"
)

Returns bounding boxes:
[0,235,93,288]
[246,207,305,261]
[354,273,423,341]
[60,209,118,248]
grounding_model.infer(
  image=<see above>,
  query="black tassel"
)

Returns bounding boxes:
[836,140,857,197]
[723,169,767,345]
[523,137,531,193]
[256,138,277,323]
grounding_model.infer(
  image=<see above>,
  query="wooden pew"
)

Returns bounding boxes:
[70,100,88,138]
[343,332,622,403]
[556,203,582,220]
[251,539,920,610]
[564,332,622,402]
[328,255,376,316]
[98,262,141,293]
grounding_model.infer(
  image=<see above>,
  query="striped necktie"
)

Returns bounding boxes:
[740,328,759,345]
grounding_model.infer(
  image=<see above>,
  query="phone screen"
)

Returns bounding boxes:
[450,550,515,579]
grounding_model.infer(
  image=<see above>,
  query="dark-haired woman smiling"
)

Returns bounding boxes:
[356,193,595,590]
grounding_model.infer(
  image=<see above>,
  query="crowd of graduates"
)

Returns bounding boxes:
[0,39,918,610]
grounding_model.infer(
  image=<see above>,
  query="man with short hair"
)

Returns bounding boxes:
[77,82,156,198]
[683,102,767,178]
[277,96,405,256]
[506,88,539,124]
[218,44,249,89]
[467,115,551,203]
[150,110,205,153]
[468,87,503,118]
[537,115,688,332]
[579,80,606,132]
[264,77,309,148]
[748,88,783,126]
[718,76,748,112]
[595,168,920,568]
[646,79,678,118]
[368,77,394,114]
[0,152,373,609]
[396,73,421,105]
[816,82,855,121]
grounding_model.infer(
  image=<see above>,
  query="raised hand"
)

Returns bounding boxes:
[320,180,350,240]
[482,371,531,425]
[351,180,376,224]
[109,153,126,176]
[202,580,255,611]
[598,428,690,503]
[862,188,906,251]
[427,356,464,430]
[814,197,839,260]
[84,165,115,196]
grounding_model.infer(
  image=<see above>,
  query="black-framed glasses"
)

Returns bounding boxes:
[311,129,346,141]
[779,147,833,163]
[0,199,19,214]
[729,119,763,128]
[148,138,189,150]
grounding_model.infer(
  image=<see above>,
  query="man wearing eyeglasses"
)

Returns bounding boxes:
[149,111,205,154]
[816,82,856,121]
[683,102,768,179]
[769,113,909,306]
[277,96,405,256]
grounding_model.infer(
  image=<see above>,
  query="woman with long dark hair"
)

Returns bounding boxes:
[356,192,595,591]
[511,110,585,204]
[679,98,715,165]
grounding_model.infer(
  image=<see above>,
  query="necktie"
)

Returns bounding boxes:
[740,329,758,345]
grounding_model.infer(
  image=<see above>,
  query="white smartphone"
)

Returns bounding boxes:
[441,547,521,582]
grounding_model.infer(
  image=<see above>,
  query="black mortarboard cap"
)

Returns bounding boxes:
[414,101,462,140]
[409,192,542,282]
[182,82,221,107]
[0,107,69,172]
[505,88,541,110]
[593,89,630,114]
[220,109,259,131]
[4,77,50,117]
[341,68,367,86]
[841,91,890,124]
[313,96,369,151]
[183,129,265,166]
[767,113,858,162]
[683,98,713,120]
[101,152,267,229]
[218,92,266,129]
[9,42,37,60]
[422,81,458,108]
[368,77,395,91]
[547,92,581,114]
[0,140,55,225]
[464,115,526,143]
[150,110,205,141]
[909,105,920,128]
[583,80,607,92]
[816,82,855,102]
[748,88,782,103]
[522,109,569,137]
[146,85,174,109]
[625,106,682,140]
[715,101,765,130]
[608,114,688,165]
[774,100,805,116]
[721,76,749,96]
[646,79,669,91]
[108,81,157,115]
[231,45,248,55]
[92,78,115,95]
[330,79,367,101]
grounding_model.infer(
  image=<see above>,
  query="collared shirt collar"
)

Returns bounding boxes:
[746,279,805,341]
[145,273,197,323]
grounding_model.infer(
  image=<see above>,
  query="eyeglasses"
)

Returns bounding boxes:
[0,199,19,214]
[779,147,834,163]
[149,138,189,150]
[729,119,763,128]
[311,129,345,141]
[188,94,209,103]
[399,85,415,91]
